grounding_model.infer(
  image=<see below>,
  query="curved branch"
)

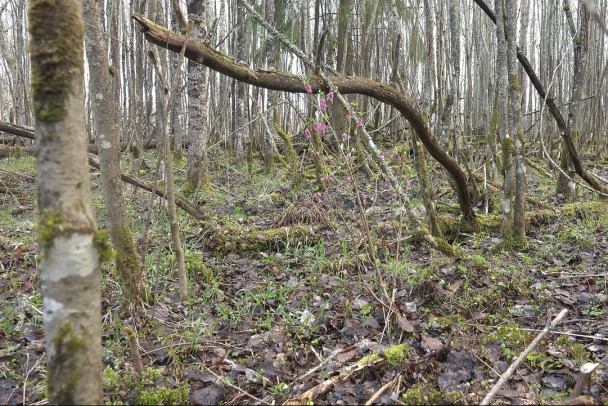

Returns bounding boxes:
[131,14,476,221]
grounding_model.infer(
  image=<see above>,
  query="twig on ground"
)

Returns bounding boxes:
[291,341,362,384]
[364,376,398,405]
[202,364,269,405]
[480,308,568,405]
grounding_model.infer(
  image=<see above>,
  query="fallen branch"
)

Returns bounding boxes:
[87,155,207,221]
[364,376,398,405]
[480,309,568,405]
[284,341,409,405]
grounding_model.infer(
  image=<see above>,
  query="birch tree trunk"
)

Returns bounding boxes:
[84,0,144,307]
[29,0,102,401]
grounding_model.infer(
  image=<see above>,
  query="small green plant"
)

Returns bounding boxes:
[136,383,189,405]
[103,366,188,405]
[401,383,460,405]
[268,382,290,397]
[471,255,488,269]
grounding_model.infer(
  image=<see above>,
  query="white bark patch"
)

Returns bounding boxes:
[39,233,99,282]
[502,200,511,214]
[95,93,103,100]
[100,140,111,149]
[42,297,63,325]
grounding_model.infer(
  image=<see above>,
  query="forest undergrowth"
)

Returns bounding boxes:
[1,148,608,405]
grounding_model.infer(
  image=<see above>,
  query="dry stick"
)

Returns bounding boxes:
[202,365,269,405]
[364,376,398,405]
[480,309,568,406]
[570,362,599,399]
[292,343,357,384]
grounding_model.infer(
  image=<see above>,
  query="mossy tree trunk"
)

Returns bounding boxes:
[263,0,277,174]
[84,0,144,309]
[29,0,103,402]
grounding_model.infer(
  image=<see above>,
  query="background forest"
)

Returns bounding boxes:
[1,0,608,404]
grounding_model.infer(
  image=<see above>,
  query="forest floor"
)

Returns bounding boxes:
[1,148,608,405]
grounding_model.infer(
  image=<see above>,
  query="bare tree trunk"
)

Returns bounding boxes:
[263,0,277,173]
[150,34,190,300]
[505,0,527,248]
[235,0,248,166]
[558,0,589,200]
[330,0,351,146]
[186,0,211,191]
[84,0,144,307]
[29,0,102,401]
[495,0,514,242]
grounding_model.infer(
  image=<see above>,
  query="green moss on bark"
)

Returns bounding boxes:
[29,0,84,122]
[94,229,115,264]
[49,321,87,403]
[39,208,65,249]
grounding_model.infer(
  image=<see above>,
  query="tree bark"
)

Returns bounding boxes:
[84,0,144,308]
[496,0,514,242]
[505,0,527,248]
[234,1,248,166]
[29,0,102,402]
[132,14,477,223]
[186,0,211,191]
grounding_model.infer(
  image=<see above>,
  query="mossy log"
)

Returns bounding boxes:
[206,223,326,253]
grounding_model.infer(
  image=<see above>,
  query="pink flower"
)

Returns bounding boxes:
[305,128,311,140]
[321,173,332,183]
[304,83,313,94]
[356,116,363,128]
[297,108,307,121]
[342,132,349,141]
[327,89,334,103]
[313,192,322,203]
[319,98,327,112]
[346,173,352,182]
[312,122,326,133]
[347,109,355,122]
